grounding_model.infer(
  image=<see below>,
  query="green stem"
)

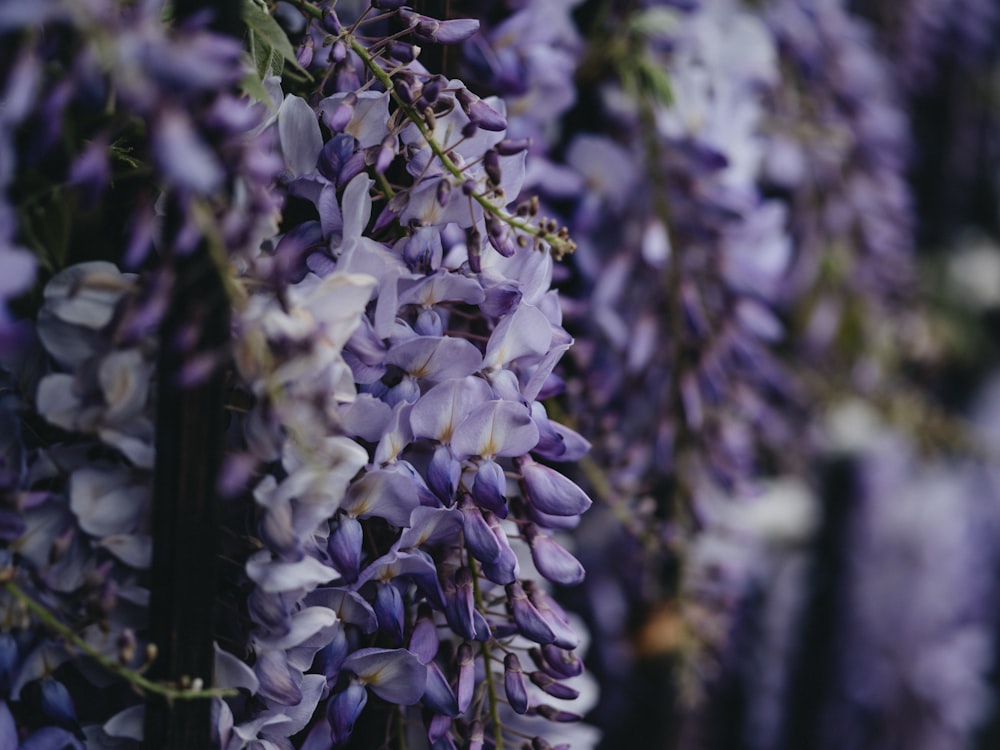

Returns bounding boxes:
[467,556,504,750]
[2,580,235,701]
[286,0,576,258]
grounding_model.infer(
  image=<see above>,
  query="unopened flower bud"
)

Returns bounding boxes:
[504,653,529,714]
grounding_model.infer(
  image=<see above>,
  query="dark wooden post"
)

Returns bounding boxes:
[143,2,240,748]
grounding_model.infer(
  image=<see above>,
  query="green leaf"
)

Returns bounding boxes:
[241,0,309,78]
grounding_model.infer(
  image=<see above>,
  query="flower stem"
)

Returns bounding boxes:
[2,579,235,701]
[467,556,504,750]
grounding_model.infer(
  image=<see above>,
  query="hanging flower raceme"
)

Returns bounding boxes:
[202,2,598,748]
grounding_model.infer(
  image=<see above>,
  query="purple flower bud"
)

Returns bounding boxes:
[526,526,585,586]
[451,567,477,638]
[519,459,592,517]
[467,227,483,273]
[456,89,506,132]
[328,515,363,583]
[472,459,508,517]
[387,41,416,63]
[480,281,522,318]
[331,38,348,63]
[334,60,361,92]
[526,583,579,650]
[409,16,480,45]
[337,151,368,189]
[529,670,579,700]
[533,705,582,722]
[328,681,367,745]
[503,653,529,714]
[456,642,475,713]
[496,138,532,156]
[436,178,452,207]
[423,662,460,716]
[483,150,502,188]
[461,500,502,563]
[296,36,315,69]
[394,75,417,105]
[428,713,452,743]
[323,92,357,132]
[486,214,517,257]
[409,605,439,664]
[415,307,444,337]
[375,134,396,175]
[538,644,583,679]
[479,511,519,584]
[461,120,479,139]
[375,582,405,644]
[422,76,444,104]
[506,582,555,645]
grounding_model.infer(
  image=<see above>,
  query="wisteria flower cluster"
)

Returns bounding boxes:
[2,0,1000,749]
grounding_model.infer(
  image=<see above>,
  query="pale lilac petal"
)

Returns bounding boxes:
[398,270,485,308]
[341,173,374,240]
[255,649,302,705]
[154,110,223,193]
[102,704,144,740]
[387,336,484,382]
[342,648,427,704]
[278,94,322,177]
[69,467,147,538]
[245,550,340,593]
[397,506,462,548]
[214,643,260,693]
[483,304,552,371]
[409,376,493,443]
[341,469,420,527]
[450,400,539,459]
